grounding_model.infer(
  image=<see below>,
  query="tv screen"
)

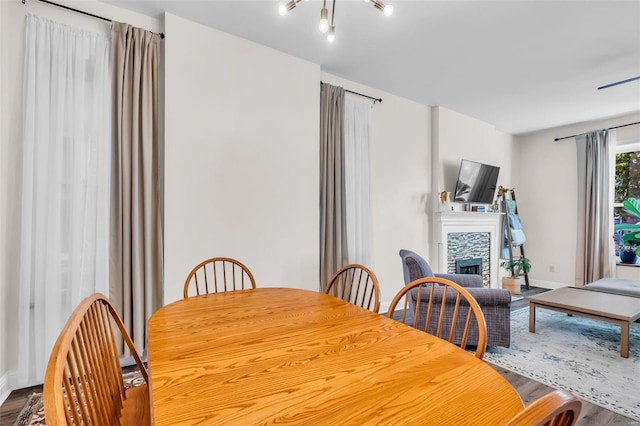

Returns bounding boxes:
[453,159,500,204]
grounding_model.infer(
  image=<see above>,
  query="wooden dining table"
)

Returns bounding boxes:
[148,288,524,425]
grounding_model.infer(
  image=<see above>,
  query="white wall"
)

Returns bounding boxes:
[163,15,432,309]
[163,14,320,304]
[430,106,515,269]
[433,106,514,202]
[0,0,161,393]
[320,73,431,309]
[514,112,640,288]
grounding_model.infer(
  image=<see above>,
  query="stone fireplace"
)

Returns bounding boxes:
[434,211,503,288]
[448,233,490,285]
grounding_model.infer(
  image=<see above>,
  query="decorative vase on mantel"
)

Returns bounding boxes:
[439,191,453,212]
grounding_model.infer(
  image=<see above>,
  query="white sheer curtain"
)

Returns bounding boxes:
[18,15,111,386]
[343,95,373,266]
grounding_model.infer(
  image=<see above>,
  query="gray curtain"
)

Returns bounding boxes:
[319,84,348,291]
[575,130,615,286]
[110,22,163,355]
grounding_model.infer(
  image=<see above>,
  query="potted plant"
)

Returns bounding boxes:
[614,198,640,264]
[500,256,532,295]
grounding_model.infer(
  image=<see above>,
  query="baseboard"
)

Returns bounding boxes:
[0,372,11,406]
[529,279,568,290]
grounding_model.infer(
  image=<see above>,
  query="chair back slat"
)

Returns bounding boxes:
[44,293,149,425]
[387,277,488,359]
[184,257,256,298]
[353,271,364,306]
[68,339,101,423]
[84,304,119,421]
[416,286,424,332]
[223,261,229,292]
[61,372,75,424]
[325,264,381,313]
[447,293,461,342]
[460,308,473,348]
[435,286,448,338]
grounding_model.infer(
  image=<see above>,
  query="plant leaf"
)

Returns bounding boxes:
[615,223,640,231]
[622,231,640,246]
[623,198,640,218]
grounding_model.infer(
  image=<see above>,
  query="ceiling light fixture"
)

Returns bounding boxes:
[370,0,394,16]
[279,0,394,43]
[319,1,329,33]
[327,0,336,42]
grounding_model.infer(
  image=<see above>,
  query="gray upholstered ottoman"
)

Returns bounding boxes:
[583,278,640,298]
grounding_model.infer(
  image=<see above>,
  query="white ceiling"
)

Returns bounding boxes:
[101,0,640,135]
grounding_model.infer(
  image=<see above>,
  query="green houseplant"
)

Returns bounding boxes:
[500,256,532,277]
[615,198,640,263]
[500,256,532,295]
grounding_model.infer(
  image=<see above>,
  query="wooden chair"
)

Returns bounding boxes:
[184,257,256,298]
[325,264,381,313]
[387,277,488,359]
[507,389,582,426]
[44,293,149,425]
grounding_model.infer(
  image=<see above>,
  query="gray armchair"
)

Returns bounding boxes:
[399,249,511,347]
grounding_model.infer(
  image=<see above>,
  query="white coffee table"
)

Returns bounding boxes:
[528,287,640,358]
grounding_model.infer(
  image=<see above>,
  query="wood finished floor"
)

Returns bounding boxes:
[1,287,637,425]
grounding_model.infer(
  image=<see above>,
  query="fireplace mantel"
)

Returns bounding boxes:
[434,211,504,288]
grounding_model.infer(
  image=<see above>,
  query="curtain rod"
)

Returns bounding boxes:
[320,81,382,104]
[22,0,165,39]
[554,121,640,142]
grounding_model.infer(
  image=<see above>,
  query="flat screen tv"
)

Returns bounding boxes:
[453,159,500,204]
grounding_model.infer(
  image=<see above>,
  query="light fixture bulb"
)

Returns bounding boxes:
[327,25,335,42]
[319,8,329,32]
[383,4,394,16]
[280,0,299,15]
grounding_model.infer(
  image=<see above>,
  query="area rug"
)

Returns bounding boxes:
[13,370,144,426]
[484,307,640,422]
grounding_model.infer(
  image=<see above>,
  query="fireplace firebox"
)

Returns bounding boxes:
[456,258,482,275]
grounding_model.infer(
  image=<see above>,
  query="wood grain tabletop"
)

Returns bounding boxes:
[148,288,523,425]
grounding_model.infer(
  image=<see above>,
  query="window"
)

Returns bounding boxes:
[613,141,640,255]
